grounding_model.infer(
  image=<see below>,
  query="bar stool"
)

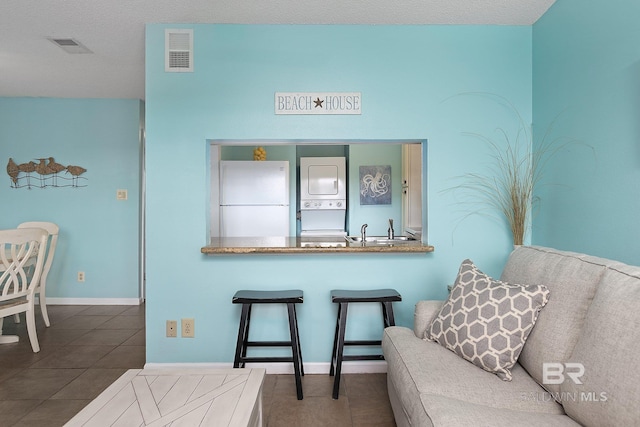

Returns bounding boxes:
[329,288,402,399]
[232,290,304,400]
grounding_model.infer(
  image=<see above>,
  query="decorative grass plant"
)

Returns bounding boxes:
[447,94,578,246]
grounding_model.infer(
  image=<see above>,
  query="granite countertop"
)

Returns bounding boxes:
[201,237,435,254]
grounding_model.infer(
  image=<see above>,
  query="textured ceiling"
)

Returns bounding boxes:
[0,0,556,100]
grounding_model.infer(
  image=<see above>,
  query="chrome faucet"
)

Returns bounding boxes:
[361,223,368,242]
[388,219,395,239]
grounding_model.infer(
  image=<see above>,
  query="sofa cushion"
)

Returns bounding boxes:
[413,300,445,338]
[500,246,605,393]
[426,259,550,381]
[382,326,565,421]
[419,394,580,427]
[559,265,640,427]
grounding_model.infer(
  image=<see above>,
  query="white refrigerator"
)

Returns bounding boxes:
[219,160,290,237]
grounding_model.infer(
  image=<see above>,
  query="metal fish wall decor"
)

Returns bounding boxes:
[6,157,87,189]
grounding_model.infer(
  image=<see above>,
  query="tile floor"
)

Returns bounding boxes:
[0,304,396,426]
[263,372,396,426]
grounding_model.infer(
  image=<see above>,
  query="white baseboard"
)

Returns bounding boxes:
[44,297,143,306]
[143,361,387,374]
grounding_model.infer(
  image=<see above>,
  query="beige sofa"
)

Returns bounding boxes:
[382,246,640,427]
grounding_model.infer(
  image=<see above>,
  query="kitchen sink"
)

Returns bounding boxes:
[345,235,416,245]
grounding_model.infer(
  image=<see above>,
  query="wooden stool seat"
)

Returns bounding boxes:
[232,289,304,400]
[232,289,303,304]
[329,288,401,399]
[330,288,402,304]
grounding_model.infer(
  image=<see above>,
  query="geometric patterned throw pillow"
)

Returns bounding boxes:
[426,259,550,381]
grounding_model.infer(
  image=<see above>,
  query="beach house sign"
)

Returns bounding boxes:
[275,92,361,115]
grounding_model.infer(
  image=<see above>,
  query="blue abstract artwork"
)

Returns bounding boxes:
[359,165,391,205]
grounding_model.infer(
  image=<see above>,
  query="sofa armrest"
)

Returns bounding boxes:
[413,300,445,338]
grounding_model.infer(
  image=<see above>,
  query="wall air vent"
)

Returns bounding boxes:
[47,37,93,54]
[165,29,193,72]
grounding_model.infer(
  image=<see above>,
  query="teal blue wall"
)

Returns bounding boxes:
[532,0,640,264]
[0,97,143,299]
[145,24,532,364]
[3,5,636,367]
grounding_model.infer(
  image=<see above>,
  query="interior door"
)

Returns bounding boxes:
[402,144,423,234]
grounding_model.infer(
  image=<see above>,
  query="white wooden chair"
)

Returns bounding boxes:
[17,222,59,327]
[0,228,48,352]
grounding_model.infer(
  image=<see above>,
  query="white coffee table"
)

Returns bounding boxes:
[65,368,265,427]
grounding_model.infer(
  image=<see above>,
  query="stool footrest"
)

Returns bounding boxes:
[246,341,294,347]
[343,340,382,346]
[240,356,294,363]
[341,354,385,361]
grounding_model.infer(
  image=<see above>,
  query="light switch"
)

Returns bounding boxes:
[116,189,128,200]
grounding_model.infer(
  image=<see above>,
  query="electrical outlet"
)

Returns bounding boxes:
[116,189,128,200]
[77,271,85,282]
[182,318,195,338]
[166,320,177,337]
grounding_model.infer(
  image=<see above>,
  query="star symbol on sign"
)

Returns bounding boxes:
[314,97,324,108]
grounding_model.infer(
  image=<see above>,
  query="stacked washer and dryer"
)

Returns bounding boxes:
[299,157,347,247]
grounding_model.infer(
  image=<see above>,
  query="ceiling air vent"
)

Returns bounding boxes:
[48,38,92,54]
[165,29,193,73]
